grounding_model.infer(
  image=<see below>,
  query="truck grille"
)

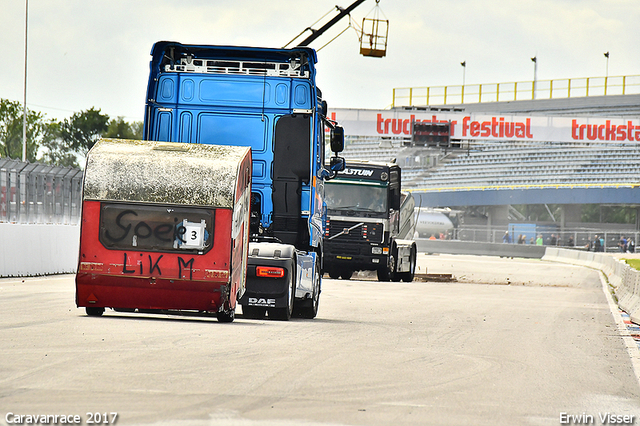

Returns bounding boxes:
[325,220,383,243]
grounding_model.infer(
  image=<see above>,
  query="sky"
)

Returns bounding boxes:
[1,0,639,123]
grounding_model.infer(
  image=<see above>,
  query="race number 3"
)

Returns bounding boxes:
[180,219,206,249]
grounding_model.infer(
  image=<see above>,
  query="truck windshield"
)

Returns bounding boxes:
[325,182,387,213]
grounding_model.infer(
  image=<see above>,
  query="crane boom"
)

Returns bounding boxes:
[296,0,366,47]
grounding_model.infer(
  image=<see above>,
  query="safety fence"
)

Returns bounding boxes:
[0,158,83,225]
[393,74,640,107]
[454,226,638,253]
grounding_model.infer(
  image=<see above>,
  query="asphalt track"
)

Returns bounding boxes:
[1,254,639,426]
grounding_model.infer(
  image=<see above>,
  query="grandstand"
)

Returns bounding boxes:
[402,140,640,189]
[332,93,640,247]
[336,93,640,192]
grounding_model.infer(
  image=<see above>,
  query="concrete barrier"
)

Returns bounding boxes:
[417,239,547,258]
[0,223,80,277]
[542,247,640,324]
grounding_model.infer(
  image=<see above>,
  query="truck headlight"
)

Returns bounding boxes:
[372,247,382,255]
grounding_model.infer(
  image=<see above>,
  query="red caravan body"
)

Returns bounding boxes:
[75,139,251,321]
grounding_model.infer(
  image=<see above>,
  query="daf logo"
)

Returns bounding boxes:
[248,297,276,307]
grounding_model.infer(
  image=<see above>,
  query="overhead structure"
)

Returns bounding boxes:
[284,0,389,58]
[359,0,388,58]
[294,0,366,47]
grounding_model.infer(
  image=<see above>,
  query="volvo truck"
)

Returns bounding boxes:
[323,160,416,281]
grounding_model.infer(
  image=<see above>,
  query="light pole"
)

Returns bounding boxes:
[531,56,537,100]
[22,0,28,162]
[461,61,466,103]
[604,51,609,96]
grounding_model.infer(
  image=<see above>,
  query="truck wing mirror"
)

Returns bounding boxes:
[320,156,345,180]
[330,126,344,153]
[330,156,345,172]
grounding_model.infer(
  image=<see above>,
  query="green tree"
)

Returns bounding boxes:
[0,98,42,161]
[61,107,110,156]
[104,117,143,140]
[38,120,81,168]
[581,205,636,224]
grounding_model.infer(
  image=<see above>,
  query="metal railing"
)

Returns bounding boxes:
[451,226,637,253]
[0,159,83,225]
[410,182,640,194]
[392,74,640,107]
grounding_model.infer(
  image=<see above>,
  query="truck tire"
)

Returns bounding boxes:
[377,253,395,282]
[297,261,320,319]
[339,269,353,280]
[400,245,416,282]
[216,307,235,323]
[86,307,105,317]
[391,245,401,282]
[269,266,294,321]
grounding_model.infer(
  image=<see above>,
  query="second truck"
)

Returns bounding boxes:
[323,160,417,282]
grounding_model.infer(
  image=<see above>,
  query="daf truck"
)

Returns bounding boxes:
[76,41,345,322]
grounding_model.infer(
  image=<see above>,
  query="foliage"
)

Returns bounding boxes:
[0,98,142,168]
[39,120,81,168]
[0,98,43,162]
[104,117,143,140]
[581,205,637,224]
[623,259,640,271]
[61,107,109,155]
[511,203,637,224]
[511,204,563,222]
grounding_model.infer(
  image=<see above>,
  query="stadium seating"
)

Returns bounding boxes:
[339,137,640,190]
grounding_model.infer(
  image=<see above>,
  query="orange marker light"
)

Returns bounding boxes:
[256,266,285,278]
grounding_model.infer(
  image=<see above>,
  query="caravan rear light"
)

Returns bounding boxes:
[256,266,285,278]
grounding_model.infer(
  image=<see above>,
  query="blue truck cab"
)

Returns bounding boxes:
[143,41,344,319]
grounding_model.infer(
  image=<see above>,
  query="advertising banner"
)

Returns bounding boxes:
[328,108,640,143]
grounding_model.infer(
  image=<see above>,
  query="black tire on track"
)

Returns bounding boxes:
[216,308,235,323]
[296,260,320,319]
[269,265,294,321]
[401,245,417,282]
[339,269,353,280]
[86,307,105,317]
[377,253,395,282]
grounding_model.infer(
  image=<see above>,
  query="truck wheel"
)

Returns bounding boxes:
[390,246,401,282]
[298,261,320,319]
[242,306,266,320]
[339,269,353,280]
[216,307,235,323]
[329,270,340,279]
[269,267,294,321]
[86,307,104,317]
[401,246,417,282]
[377,254,395,282]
